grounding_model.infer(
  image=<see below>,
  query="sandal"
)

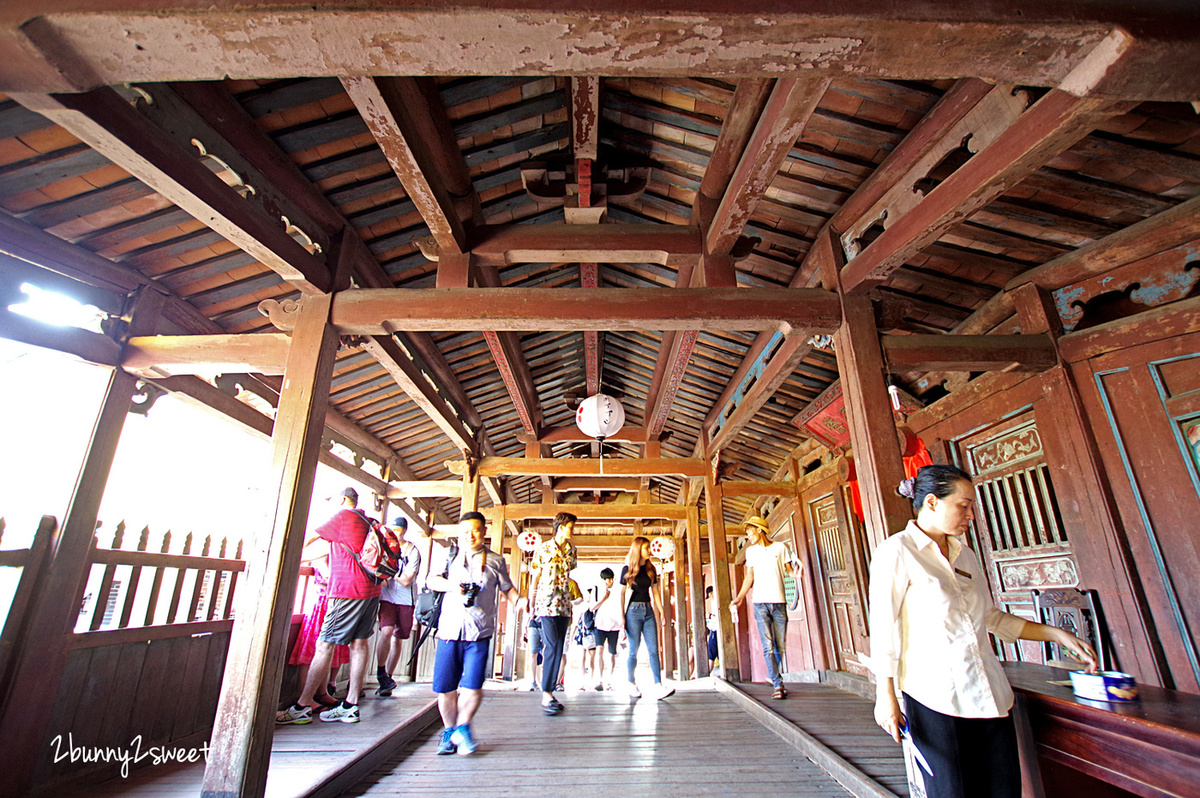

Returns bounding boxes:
[772,687,786,700]
[314,693,339,708]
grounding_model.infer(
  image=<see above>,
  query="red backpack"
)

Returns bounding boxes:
[343,519,402,585]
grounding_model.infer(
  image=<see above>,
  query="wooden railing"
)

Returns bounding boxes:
[0,515,320,791]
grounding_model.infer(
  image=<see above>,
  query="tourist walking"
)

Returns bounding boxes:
[428,512,522,755]
[529,512,577,714]
[619,536,674,700]
[730,515,801,699]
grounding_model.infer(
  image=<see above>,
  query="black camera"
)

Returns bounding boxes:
[460,582,482,607]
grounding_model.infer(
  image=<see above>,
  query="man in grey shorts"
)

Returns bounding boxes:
[277,487,381,725]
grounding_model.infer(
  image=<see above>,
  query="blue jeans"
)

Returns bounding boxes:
[538,615,569,693]
[753,602,788,688]
[625,601,662,684]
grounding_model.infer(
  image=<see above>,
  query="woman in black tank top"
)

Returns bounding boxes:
[618,536,674,700]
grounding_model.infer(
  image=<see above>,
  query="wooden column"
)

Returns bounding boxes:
[501,537,523,681]
[0,288,164,798]
[686,508,708,677]
[834,294,910,551]
[673,544,690,680]
[460,466,480,515]
[201,293,339,798]
[704,472,740,680]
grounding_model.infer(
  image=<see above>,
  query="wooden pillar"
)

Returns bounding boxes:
[0,288,164,798]
[704,471,740,680]
[501,537,523,681]
[460,466,480,515]
[673,542,690,680]
[834,294,910,551]
[686,507,708,677]
[201,293,339,798]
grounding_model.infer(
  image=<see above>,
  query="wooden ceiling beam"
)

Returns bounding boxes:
[881,333,1057,372]
[9,5,1200,102]
[720,480,796,498]
[839,86,1137,292]
[446,457,706,478]
[553,477,643,493]
[358,334,476,453]
[0,304,121,367]
[502,503,688,520]
[470,224,703,268]
[342,76,470,255]
[385,480,462,499]
[12,87,330,293]
[313,287,841,335]
[518,425,651,444]
[474,262,542,437]
[708,334,814,451]
[122,333,291,378]
[706,77,830,256]
[696,78,774,209]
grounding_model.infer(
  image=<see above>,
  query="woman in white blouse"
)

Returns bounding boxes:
[869,464,1097,798]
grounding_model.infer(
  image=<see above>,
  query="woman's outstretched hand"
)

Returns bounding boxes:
[1057,629,1099,673]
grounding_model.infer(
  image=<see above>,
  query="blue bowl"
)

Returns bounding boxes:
[1068,670,1139,702]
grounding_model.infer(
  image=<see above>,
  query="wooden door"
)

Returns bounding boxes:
[1074,336,1200,691]
[958,413,1080,664]
[806,487,870,675]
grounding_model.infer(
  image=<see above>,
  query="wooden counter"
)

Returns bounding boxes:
[1005,662,1200,797]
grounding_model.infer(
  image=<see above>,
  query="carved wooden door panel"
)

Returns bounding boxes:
[959,413,1079,663]
[808,490,870,675]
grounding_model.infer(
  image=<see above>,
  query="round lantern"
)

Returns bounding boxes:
[575,393,626,440]
[649,536,675,560]
[516,530,542,553]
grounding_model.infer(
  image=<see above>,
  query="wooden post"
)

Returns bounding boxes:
[201,293,339,798]
[834,294,910,551]
[686,507,707,677]
[704,471,740,680]
[460,466,480,515]
[673,543,690,680]
[0,287,164,798]
[501,537,522,681]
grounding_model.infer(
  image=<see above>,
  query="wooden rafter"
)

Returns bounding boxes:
[502,503,688,520]
[122,333,290,378]
[839,88,1137,291]
[341,76,470,254]
[708,335,814,451]
[519,425,651,444]
[12,87,330,293]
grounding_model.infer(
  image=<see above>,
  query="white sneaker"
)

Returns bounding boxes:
[275,704,312,725]
[626,681,642,698]
[654,684,676,700]
[319,701,360,723]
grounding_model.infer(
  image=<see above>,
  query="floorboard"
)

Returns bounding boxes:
[340,687,856,797]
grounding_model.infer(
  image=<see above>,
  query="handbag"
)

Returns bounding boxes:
[414,541,458,628]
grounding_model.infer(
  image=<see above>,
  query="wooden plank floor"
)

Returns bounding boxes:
[72,684,436,797]
[341,685,857,797]
[737,682,910,797]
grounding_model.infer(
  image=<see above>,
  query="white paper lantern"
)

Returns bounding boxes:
[575,393,626,440]
[517,530,542,553]
[649,536,675,560]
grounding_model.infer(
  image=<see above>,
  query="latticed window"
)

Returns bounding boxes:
[974,461,1067,553]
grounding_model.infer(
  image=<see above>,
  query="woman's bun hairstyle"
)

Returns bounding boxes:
[903,464,972,511]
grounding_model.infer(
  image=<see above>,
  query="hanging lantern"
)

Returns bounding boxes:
[575,393,626,440]
[649,536,675,560]
[517,530,542,553]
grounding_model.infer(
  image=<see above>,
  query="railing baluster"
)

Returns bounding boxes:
[117,525,151,629]
[166,532,192,624]
[144,530,171,626]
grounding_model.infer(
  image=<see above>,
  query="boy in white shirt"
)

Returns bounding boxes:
[731,516,802,699]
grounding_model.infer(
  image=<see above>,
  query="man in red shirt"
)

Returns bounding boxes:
[277,487,380,725]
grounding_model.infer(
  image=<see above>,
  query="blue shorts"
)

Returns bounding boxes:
[432,638,491,693]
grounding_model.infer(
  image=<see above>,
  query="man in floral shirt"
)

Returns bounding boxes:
[529,512,577,715]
